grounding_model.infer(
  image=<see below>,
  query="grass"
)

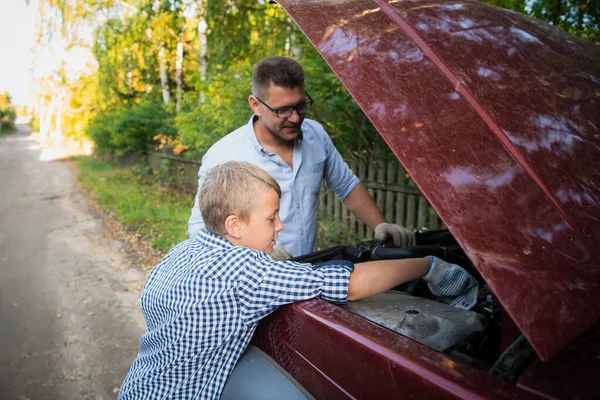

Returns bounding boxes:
[73,155,191,253]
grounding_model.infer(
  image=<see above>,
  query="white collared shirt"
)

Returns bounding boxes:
[188,116,360,257]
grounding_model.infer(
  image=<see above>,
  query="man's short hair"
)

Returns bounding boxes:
[199,161,282,235]
[252,56,304,99]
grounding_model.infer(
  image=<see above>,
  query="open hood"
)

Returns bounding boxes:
[276,0,600,360]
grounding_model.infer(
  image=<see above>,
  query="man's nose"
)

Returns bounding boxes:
[287,109,301,123]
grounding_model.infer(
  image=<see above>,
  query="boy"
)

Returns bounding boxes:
[119,161,477,399]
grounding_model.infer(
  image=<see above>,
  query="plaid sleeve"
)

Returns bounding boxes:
[237,254,353,325]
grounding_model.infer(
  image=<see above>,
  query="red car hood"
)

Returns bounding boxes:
[277,0,600,360]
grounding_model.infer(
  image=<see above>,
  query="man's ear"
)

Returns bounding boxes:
[224,214,243,239]
[248,95,260,116]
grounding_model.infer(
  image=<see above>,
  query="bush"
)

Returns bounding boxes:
[0,107,16,133]
[0,91,16,134]
[87,98,177,155]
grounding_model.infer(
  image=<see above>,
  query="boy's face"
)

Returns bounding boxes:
[237,188,283,254]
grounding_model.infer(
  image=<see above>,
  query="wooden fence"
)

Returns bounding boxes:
[319,159,444,240]
[144,151,443,240]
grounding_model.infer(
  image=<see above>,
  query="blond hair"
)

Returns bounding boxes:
[199,161,281,235]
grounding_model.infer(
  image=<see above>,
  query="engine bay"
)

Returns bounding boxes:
[290,229,527,376]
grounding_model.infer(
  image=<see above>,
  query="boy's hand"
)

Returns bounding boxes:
[270,245,292,260]
[374,223,416,247]
[422,256,479,310]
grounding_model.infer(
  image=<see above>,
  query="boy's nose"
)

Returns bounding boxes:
[275,217,284,232]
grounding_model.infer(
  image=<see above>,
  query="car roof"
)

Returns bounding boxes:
[276,0,600,360]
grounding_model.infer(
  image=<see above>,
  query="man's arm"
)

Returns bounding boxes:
[312,122,414,247]
[342,183,385,230]
[343,183,416,247]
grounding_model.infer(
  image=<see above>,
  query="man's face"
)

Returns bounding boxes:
[237,188,284,254]
[251,84,307,142]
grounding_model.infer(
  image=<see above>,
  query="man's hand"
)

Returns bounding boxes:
[422,256,479,310]
[270,245,292,261]
[374,223,416,247]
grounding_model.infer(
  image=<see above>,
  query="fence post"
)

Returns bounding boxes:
[348,159,357,237]
[395,164,406,227]
[418,196,428,229]
[366,160,376,237]
[376,160,385,217]
[385,162,395,223]
[357,160,367,239]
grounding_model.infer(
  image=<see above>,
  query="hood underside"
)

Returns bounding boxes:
[276,0,600,360]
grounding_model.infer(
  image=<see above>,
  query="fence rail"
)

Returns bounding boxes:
[144,150,443,240]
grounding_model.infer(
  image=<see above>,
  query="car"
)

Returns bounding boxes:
[223,0,600,399]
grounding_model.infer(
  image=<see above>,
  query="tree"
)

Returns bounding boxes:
[28,0,599,158]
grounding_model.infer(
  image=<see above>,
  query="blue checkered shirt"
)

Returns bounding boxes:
[119,229,353,399]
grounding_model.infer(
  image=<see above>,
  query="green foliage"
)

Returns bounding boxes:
[299,49,391,161]
[480,0,599,42]
[317,215,370,250]
[175,60,254,153]
[0,91,17,134]
[74,155,190,252]
[87,97,177,155]
[529,0,600,42]
[38,0,599,159]
[61,72,99,138]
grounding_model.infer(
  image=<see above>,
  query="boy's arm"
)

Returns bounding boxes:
[237,256,353,325]
[348,256,479,310]
[347,259,429,301]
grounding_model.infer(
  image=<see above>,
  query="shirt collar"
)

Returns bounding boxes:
[195,228,233,251]
[246,114,303,157]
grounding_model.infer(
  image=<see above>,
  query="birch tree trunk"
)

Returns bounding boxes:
[39,97,55,142]
[52,90,63,143]
[286,20,303,60]
[175,39,184,113]
[158,47,170,105]
[197,0,208,104]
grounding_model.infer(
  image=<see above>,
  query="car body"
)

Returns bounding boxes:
[250,0,600,399]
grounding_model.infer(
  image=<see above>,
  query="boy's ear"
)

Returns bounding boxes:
[224,214,243,239]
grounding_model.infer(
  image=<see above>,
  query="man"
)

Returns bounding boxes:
[189,56,414,259]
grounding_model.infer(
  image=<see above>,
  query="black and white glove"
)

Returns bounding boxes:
[422,256,479,310]
[270,245,292,261]
[374,223,416,247]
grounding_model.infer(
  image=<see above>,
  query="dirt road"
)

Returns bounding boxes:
[0,126,150,399]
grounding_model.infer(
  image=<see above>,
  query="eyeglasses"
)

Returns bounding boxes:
[254,92,314,118]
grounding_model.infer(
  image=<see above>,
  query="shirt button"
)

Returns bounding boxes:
[300,230,304,235]
[296,203,300,209]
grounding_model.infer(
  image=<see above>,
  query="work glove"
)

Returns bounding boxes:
[270,245,292,261]
[422,256,479,310]
[374,223,416,247]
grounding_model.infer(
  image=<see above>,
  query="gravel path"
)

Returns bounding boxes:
[0,126,152,399]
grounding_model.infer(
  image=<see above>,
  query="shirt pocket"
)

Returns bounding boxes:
[310,160,325,174]
[302,159,325,195]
